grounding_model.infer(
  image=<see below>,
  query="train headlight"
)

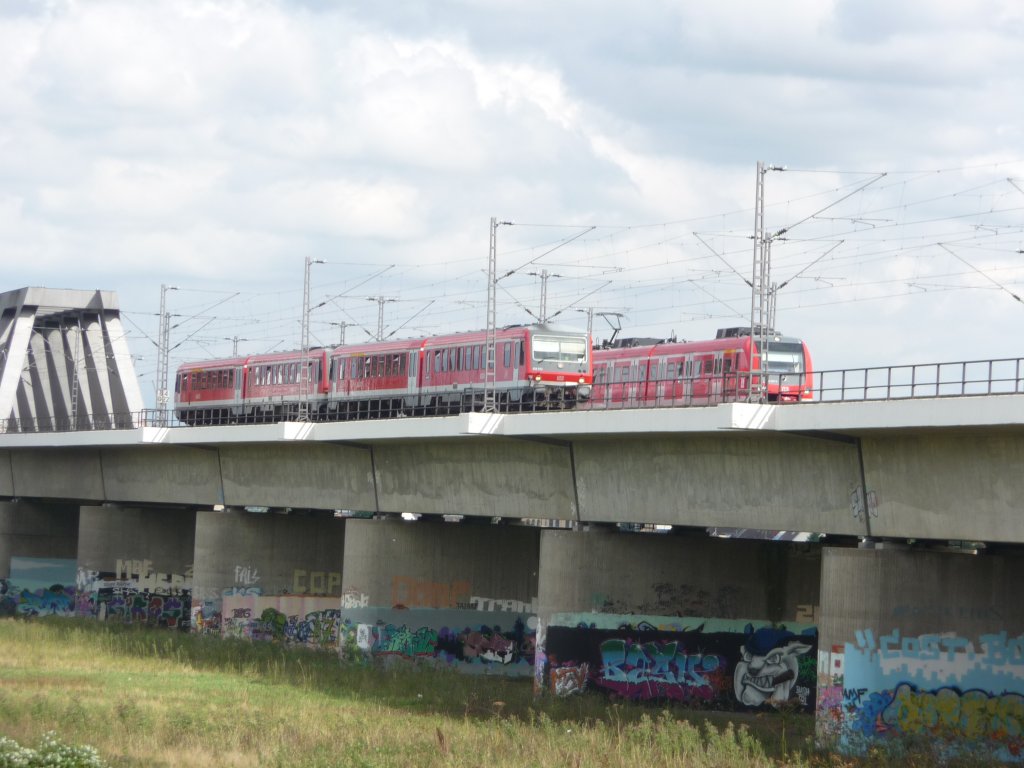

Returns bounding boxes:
[578,376,585,383]
[534,375,542,381]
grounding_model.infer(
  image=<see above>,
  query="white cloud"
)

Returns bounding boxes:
[0,0,1022,396]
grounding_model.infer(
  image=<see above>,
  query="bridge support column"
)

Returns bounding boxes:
[340,517,540,675]
[535,527,821,709]
[191,508,345,650]
[816,545,1024,761]
[0,501,78,616]
[76,505,196,629]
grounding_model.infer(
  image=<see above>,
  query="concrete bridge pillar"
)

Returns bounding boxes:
[0,501,78,616]
[76,505,196,629]
[340,517,540,675]
[816,545,1024,762]
[191,508,346,650]
[535,527,821,708]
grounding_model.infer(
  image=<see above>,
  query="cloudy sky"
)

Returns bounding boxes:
[2,0,1023,405]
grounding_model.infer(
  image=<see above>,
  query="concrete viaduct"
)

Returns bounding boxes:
[3,373,1024,756]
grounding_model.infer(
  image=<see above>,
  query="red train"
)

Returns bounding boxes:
[174,325,593,425]
[587,327,813,408]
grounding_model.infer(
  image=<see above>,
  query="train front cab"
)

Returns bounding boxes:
[523,329,592,408]
[756,336,813,402]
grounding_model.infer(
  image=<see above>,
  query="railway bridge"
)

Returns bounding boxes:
[2,286,1024,760]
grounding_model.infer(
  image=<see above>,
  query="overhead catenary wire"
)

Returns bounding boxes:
[114,159,1024,388]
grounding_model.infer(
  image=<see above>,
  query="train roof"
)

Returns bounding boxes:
[177,348,328,370]
[177,324,591,370]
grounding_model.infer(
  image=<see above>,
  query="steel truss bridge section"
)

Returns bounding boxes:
[0,287,144,433]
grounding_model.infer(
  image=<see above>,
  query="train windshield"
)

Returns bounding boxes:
[532,335,588,363]
[759,341,804,373]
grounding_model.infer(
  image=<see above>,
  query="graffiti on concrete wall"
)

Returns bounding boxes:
[76,561,192,629]
[816,628,1024,762]
[543,612,817,711]
[220,595,341,650]
[0,557,76,617]
[591,582,744,618]
[390,576,472,609]
[339,607,537,676]
[292,570,341,596]
[192,566,341,636]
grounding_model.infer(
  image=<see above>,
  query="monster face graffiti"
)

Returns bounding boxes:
[734,625,814,707]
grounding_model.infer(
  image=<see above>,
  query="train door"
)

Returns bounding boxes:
[512,339,521,381]
[597,364,611,408]
[665,357,683,405]
[652,357,665,404]
[692,356,709,401]
[626,361,640,405]
[407,351,418,391]
[712,354,729,403]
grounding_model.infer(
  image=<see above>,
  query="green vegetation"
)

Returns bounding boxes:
[0,618,977,767]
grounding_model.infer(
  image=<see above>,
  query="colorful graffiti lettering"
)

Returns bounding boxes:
[76,567,192,629]
[377,624,439,656]
[543,613,817,711]
[15,585,75,616]
[598,638,724,701]
[339,609,537,675]
[821,630,1024,762]
[219,595,340,650]
[2,558,77,617]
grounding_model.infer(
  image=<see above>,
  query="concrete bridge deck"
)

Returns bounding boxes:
[2,394,1022,544]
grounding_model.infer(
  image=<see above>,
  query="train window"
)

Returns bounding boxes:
[473,345,480,370]
[724,356,734,373]
[433,351,441,374]
[518,341,524,366]
[714,357,723,375]
[503,342,511,368]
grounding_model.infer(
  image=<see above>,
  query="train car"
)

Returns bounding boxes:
[175,349,329,425]
[588,328,812,409]
[326,324,593,418]
[174,324,593,424]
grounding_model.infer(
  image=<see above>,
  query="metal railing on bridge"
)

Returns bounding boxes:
[2,356,1022,433]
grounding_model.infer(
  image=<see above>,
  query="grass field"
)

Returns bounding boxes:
[0,617,966,767]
